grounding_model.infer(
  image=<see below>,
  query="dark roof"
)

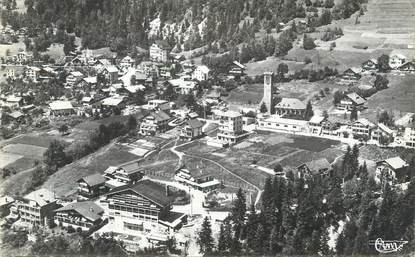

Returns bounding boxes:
[118,161,142,175]
[54,201,104,221]
[107,180,174,207]
[306,158,331,174]
[154,40,171,50]
[152,110,170,122]
[159,211,186,223]
[77,174,106,187]
[186,119,204,129]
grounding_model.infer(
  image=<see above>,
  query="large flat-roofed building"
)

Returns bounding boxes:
[216,110,244,144]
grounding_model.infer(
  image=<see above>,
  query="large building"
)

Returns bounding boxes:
[13,189,59,227]
[216,110,244,144]
[180,119,204,140]
[174,168,221,192]
[149,41,170,63]
[103,180,187,237]
[77,174,107,198]
[192,65,210,81]
[337,92,366,111]
[274,98,306,117]
[403,124,415,148]
[376,157,409,184]
[139,110,171,135]
[54,201,105,231]
[262,72,273,114]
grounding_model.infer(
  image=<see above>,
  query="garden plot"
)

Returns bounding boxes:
[3,143,47,159]
[0,151,23,169]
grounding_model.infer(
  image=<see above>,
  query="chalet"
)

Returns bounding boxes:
[134,71,147,84]
[321,119,343,137]
[351,118,376,137]
[70,56,86,66]
[297,158,331,179]
[103,179,187,235]
[361,59,378,71]
[341,67,362,81]
[180,119,204,140]
[54,201,105,231]
[13,189,59,227]
[6,66,25,79]
[121,85,145,97]
[398,61,415,72]
[168,77,197,95]
[174,168,221,192]
[137,61,159,77]
[139,110,171,135]
[149,40,170,63]
[49,101,75,116]
[308,115,326,134]
[389,54,406,69]
[101,96,127,110]
[5,95,23,108]
[77,174,107,198]
[120,56,135,70]
[6,111,25,123]
[371,123,394,143]
[94,59,112,73]
[80,76,97,88]
[112,163,144,184]
[274,98,306,117]
[25,66,41,82]
[205,91,221,104]
[66,71,84,85]
[337,92,366,111]
[376,157,410,183]
[102,66,119,84]
[146,99,169,110]
[192,65,210,81]
[257,115,308,133]
[15,51,33,64]
[228,61,246,78]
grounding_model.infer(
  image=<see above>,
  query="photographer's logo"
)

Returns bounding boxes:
[369,238,408,253]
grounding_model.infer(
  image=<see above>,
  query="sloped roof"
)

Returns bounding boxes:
[8,111,24,119]
[195,65,210,73]
[232,61,246,69]
[83,76,97,84]
[378,123,394,134]
[275,98,306,110]
[105,66,119,73]
[55,201,104,222]
[150,110,170,121]
[49,100,74,110]
[125,85,145,93]
[384,157,408,170]
[354,118,375,127]
[6,95,22,102]
[107,179,174,207]
[77,174,106,187]
[309,115,325,124]
[306,158,331,173]
[219,110,242,118]
[154,40,171,50]
[186,119,204,129]
[24,188,56,207]
[346,92,366,105]
[102,97,125,106]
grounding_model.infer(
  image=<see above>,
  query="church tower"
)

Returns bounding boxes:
[263,72,273,114]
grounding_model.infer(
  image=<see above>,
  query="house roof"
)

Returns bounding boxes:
[55,201,104,222]
[151,110,171,121]
[70,71,83,77]
[49,100,74,110]
[354,118,375,127]
[154,40,170,50]
[6,95,22,102]
[195,65,210,73]
[232,61,246,69]
[83,76,97,84]
[305,158,331,174]
[104,166,118,175]
[263,115,308,126]
[378,123,394,134]
[390,54,406,60]
[118,161,142,175]
[275,98,306,110]
[24,188,56,207]
[105,66,119,73]
[135,71,147,81]
[77,173,106,187]
[8,111,24,119]
[219,110,242,118]
[107,179,174,207]
[102,96,125,107]
[186,119,204,129]
[309,115,325,124]
[125,85,145,94]
[346,93,366,105]
[383,157,408,170]
[98,59,111,66]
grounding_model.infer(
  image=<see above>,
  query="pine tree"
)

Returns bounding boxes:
[231,188,246,239]
[304,101,314,120]
[306,229,321,254]
[197,216,215,254]
[268,225,280,254]
[260,102,268,113]
[320,229,331,255]
[350,105,358,121]
[253,223,266,254]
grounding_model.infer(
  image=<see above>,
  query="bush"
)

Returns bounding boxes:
[67,225,75,233]
[304,57,312,64]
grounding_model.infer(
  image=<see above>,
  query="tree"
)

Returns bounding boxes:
[377,54,390,72]
[260,102,268,113]
[58,124,69,135]
[127,115,137,132]
[378,110,394,127]
[350,106,358,121]
[231,188,246,239]
[333,90,344,105]
[277,63,289,81]
[304,101,314,120]
[43,140,67,169]
[303,34,316,50]
[197,217,215,254]
[217,219,233,253]
[374,74,389,90]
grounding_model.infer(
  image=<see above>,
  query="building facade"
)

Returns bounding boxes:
[217,110,244,144]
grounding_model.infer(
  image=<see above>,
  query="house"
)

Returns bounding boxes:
[389,54,406,69]
[49,101,75,116]
[168,77,197,95]
[120,56,135,70]
[103,179,187,235]
[321,118,344,137]
[274,98,306,117]
[180,119,204,140]
[351,118,376,137]
[66,71,84,85]
[308,115,326,134]
[205,91,221,104]
[257,115,308,133]
[403,124,415,148]
[101,96,127,110]
[228,61,246,78]
[93,59,112,73]
[134,71,147,84]
[25,66,41,82]
[54,201,105,231]
[192,65,210,81]
[111,162,144,184]
[6,66,25,79]
[102,66,119,84]
[6,111,25,123]
[5,95,23,108]
[361,59,378,71]
[376,157,410,183]
[139,110,171,135]
[149,41,170,63]
[337,92,366,111]
[15,51,33,64]
[342,67,362,81]
[80,76,97,88]
[14,188,59,227]
[297,158,331,179]
[398,61,415,72]
[174,168,221,192]
[217,110,245,144]
[146,99,169,110]
[371,123,394,143]
[77,174,107,198]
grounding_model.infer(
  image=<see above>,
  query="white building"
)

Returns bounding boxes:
[192,65,210,81]
[217,110,244,144]
[257,115,308,133]
[149,41,170,63]
[389,54,406,69]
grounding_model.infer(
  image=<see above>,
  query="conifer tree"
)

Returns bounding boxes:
[231,188,246,239]
[197,217,215,254]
